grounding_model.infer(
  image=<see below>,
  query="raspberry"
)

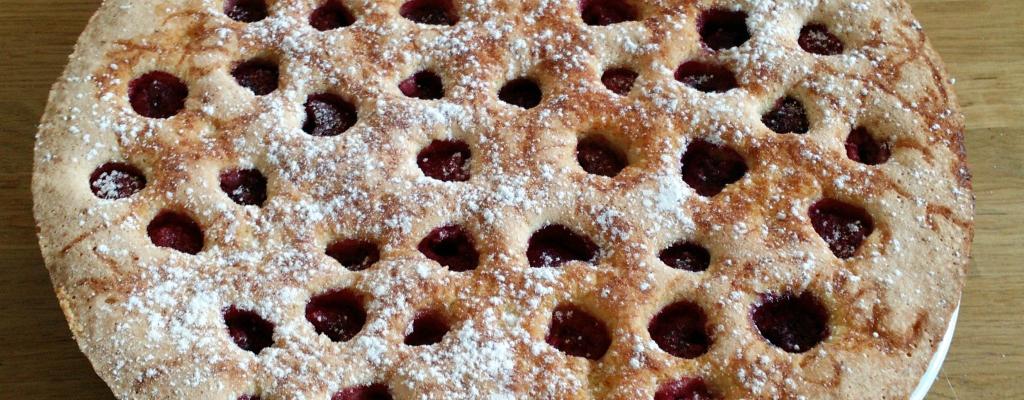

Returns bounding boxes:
[674,62,738,93]
[579,0,638,26]
[658,242,711,272]
[399,70,445,100]
[332,384,392,400]
[418,225,479,272]
[600,68,638,95]
[527,225,598,268]
[762,96,809,134]
[310,0,355,31]
[224,0,268,23]
[129,71,188,119]
[223,306,275,354]
[576,135,627,177]
[403,310,450,346]
[799,24,844,55]
[809,199,874,259]
[752,292,829,353]
[89,162,146,200]
[326,239,380,271]
[845,127,891,165]
[147,211,204,254]
[417,140,471,181]
[654,378,717,400]
[699,9,750,50]
[219,168,268,206]
[303,93,358,137]
[231,59,279,96]
[306,289,367,342]
[680,139,747,197]
[546,304,611,360]
[648,301,711,358]
[399,0,457,26]
[498,78,542,109]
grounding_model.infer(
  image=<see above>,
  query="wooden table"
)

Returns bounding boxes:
[0,1,1020,398]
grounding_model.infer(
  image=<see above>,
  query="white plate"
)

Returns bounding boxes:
[909,305,960,400]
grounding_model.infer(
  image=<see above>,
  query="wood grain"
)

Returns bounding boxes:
[0,1,1020,399]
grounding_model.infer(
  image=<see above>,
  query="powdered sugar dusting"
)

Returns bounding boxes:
[33,0,973,398]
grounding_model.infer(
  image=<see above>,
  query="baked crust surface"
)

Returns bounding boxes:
[33,0,973,398]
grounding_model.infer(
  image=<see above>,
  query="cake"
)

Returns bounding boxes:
[32,0,973,398]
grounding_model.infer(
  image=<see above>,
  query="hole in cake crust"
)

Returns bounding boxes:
[808,199,874,259]
[238,396,261,400]
[680,139,747,197]
[129,71,188,119]
[311,0,355,31]
[147,210,204,254]
[399,0,458,26]
[399,70,445,100]
[546,304,611,360]
[674,62,737,93]
[306,289,367,342]
[418,225,480,272]
[225,0,269,23]
[220,168,268,206]
[658,242,711,272]
[601,68,638,96]
[498,78,542,109]
[90,162,146,200]
[232,59,279,96]
[303,93,358,137]
[845,127,891,165]
[332,384,393,400]
[751,292,829,353]
[527,224,599,268]
[579,0,638,26]
[762,96,809,134]
[698,9,750,50]
[799,23,845,55]
[649,301,712,359]
[223,306,275,354]
[326,239,380,271]
[417,140,472,182]
[403,309,450,346]
[654,377,717,400]
[576,134,627,177]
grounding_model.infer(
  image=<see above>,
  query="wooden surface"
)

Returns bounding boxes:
[0,1,1020,398]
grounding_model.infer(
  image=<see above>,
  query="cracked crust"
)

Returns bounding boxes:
[33,0,972,399]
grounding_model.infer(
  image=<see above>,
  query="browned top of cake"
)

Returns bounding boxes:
[33,0,972,399]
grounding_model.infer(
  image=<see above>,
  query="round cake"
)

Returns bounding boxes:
[33,0,974,398]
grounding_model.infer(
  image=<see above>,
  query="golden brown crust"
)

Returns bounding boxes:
[34,0,972,398]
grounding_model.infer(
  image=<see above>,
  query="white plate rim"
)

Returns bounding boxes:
[909,304,960,400]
